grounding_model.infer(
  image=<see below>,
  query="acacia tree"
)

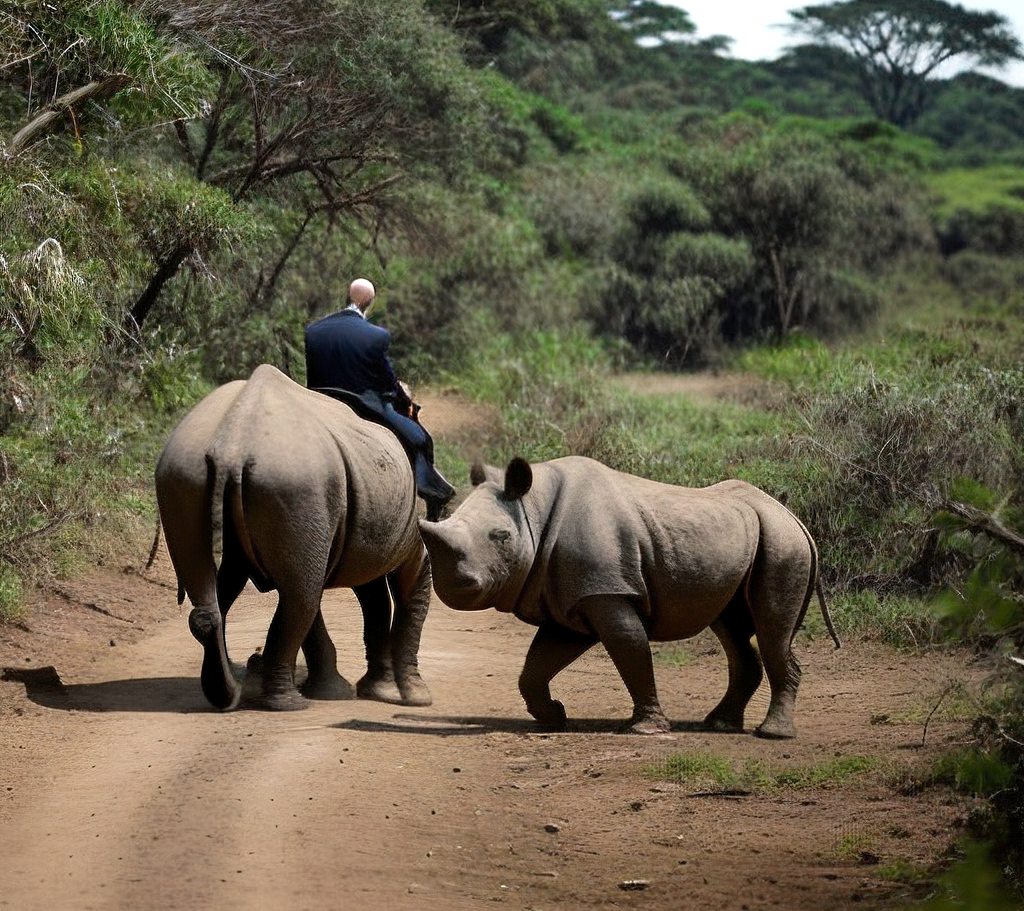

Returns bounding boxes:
[607,1,696,44]
[789,0,1023,126]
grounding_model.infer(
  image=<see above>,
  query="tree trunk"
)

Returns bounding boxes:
[126,243,194,332]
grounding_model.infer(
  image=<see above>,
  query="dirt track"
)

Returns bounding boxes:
[0,384,984,910]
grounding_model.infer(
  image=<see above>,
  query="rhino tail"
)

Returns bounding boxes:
[791,511,841,650]
[207,446,264,588]
[816,578,841,650]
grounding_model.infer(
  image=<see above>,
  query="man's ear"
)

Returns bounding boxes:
[470,462,487,486]
[504,457,533,501]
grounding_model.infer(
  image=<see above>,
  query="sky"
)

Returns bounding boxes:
[665,1,1024,87]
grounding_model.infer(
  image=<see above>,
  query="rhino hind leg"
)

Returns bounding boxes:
[754,651,801,740]
[352,577,404,704]
[255,583,324,711]
[299,610,355,700]
[189,605,242,711]
[747,547,812,740]
[704,598,763,734]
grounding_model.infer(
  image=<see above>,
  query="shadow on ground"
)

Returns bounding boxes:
[3,664,210,713]
[332,713,743,737]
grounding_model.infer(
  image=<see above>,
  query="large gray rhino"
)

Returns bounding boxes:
[418,456,839,738]
[155,363,432,711]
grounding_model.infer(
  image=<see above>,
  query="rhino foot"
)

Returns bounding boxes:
[357,674,404,705]
[300,671,356,701]
[526,698,568,731]
[259,690,311,711]
[622,710,670,735]
[702,712,746,734]
[754,719,796,740]
[397,673,432,707]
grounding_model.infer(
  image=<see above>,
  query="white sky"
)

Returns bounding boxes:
[665,1,1024,87]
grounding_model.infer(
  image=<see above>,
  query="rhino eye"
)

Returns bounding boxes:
[488,529,511,545]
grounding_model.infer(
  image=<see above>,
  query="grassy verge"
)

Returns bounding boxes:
[645,751,878,793]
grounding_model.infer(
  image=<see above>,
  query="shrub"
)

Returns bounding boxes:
[939,204,1024,256]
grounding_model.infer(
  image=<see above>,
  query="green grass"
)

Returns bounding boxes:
[646,752,878,793]
[926,165,1024,221]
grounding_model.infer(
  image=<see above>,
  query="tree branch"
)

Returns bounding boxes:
[7,75,129,155]
[943,501,1024,557]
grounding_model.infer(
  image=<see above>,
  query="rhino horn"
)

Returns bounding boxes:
[504,457,533,501]
[418,517,452,551]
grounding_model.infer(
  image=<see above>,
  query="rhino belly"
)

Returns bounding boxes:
[645,576,746,641]
[642,543,753,641]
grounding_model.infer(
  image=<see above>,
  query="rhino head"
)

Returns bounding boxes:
[419,457,536,612]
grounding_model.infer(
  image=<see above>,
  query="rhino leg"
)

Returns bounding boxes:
[519,624,596,730]
[579,596,670,734]
[747,547,813,740]
[754,648,801,740]
[354,577,403,704]
[257,573,325,711]
[299,609,355,700]
[387,557,433,707]
[704,598,763,734]
[189,603,242,711]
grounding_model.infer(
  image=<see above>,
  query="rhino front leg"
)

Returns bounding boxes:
[388,555,433,707]
[354,577,403,704]
[579,596,669,734]
[519,624,597,730]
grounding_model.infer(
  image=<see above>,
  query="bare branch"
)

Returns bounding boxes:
[6,74,130,156]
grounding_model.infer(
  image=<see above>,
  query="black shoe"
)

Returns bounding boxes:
[425,497,450,522]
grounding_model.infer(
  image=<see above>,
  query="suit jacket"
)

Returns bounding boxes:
[304,309,404,400]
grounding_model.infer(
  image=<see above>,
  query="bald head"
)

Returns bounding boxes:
[349,278,376,311]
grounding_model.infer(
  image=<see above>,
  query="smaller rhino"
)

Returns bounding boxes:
[419,456,839,738]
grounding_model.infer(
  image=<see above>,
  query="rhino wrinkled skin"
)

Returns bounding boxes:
[155,364,432,711]
[419,456,839,737]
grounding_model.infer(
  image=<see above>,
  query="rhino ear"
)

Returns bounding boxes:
[504,457,533,500]
[470,462,487,486]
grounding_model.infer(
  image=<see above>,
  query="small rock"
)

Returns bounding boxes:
[618,879,650,891]
[544,824,560,834]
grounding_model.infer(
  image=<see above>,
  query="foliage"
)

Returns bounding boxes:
[646,751,878,791]
[788,0,1023,127]
[590,128,931,366]
[0,0,213,143]
[425,0,631,96]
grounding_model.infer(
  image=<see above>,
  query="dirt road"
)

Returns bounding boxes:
[0,387,982,910]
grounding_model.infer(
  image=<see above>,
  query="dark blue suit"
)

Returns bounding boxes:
[305,309,406,404]
[304,307,454,518]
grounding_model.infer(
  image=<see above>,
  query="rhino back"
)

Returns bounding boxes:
[522,458,760,638]
[209,366,420,586]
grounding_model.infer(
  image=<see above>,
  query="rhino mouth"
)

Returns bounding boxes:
[433,575,492,611]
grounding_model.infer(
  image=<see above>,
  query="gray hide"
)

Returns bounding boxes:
[419,456,838,737]
[156,364,431,711]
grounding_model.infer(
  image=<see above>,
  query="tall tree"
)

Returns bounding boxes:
[788,0,1023,126]
[125,0,488,329]
[608,1,696,44]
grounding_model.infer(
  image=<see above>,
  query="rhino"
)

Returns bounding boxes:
[155,363,432,711]
[418,456,839,738]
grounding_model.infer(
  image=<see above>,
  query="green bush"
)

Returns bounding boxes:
[940,204,1024,256]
